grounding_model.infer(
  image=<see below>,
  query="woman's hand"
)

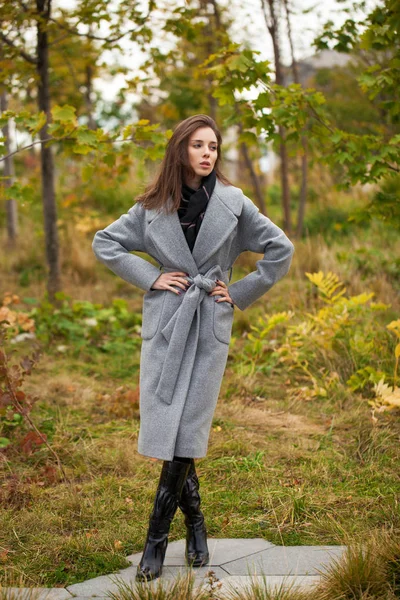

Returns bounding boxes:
[151,271,190,295]
[208,278,235,307]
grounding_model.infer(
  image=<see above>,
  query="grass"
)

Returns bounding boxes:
[0,201,399,597]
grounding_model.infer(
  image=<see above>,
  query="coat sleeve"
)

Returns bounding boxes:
[92,202,162,292]
[227,195,295,311]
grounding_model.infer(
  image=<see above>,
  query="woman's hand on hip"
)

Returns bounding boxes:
[208,279,235,307]
[151,271,191,295]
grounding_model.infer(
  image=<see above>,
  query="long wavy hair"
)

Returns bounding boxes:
[136,114,233,214]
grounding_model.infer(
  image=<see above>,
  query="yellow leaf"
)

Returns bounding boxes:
[374,378,392,399]
[385,391,400,408]
[370,302,391,310]
[374,378,400,408]
[387,319,400,338]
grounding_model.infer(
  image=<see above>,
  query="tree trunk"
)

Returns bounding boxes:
[85,64,97,130]
[200,0,219,121]
[25,86,37,159]
[239,139,267,215]
[296,138,308,237]
[36,0,61,302]
[234,105,267,213]
[295,145,308,238]
[261,0,292,233]
[283,0,298,81]
[284,0,307,237]
[0,90,18,244]
[278,126,291,230]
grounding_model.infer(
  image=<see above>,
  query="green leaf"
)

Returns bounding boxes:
[71,144,93,155]
[76,128,98,146]
[4,182,36,203]
[13,111,47,135]
[0,110,16,127]
[103,153,116,167]
[82,164,95,182]
[238,131,258,145]
[226,53,250,73]
[330,131,343,144]
[254,92,272,110]
[122,125,134,140]
[47,122,76,139]
[212,87,234,106]
[52,105,77,123]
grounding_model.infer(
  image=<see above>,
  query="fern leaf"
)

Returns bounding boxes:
[305,271,347,304]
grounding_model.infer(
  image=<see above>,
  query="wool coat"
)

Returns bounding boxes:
[92,178,295,460]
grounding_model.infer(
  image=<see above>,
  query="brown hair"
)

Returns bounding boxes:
[136,114,232,214]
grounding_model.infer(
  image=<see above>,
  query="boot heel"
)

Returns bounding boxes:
[136,458,191,582]
[178,459,210,568]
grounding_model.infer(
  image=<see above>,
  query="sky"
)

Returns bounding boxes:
[55,0,376,104]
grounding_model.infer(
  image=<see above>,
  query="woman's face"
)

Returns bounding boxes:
[187,126,218,180]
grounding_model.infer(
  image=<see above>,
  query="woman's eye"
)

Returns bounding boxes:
[193,145,217,150]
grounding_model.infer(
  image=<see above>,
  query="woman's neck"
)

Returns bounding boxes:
[184,174,202,189]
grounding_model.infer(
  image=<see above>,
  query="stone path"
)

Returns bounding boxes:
[2,538,347,599]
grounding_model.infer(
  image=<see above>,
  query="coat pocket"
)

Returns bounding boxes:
[141,289,166,340]
[213,299,234,345]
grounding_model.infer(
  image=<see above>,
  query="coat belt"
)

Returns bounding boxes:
[155,264,230,405]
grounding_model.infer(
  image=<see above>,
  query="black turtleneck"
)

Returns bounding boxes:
[177,169,217,252]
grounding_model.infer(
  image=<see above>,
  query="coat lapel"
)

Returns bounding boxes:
[146,178,243,272]
[191,179,242,267]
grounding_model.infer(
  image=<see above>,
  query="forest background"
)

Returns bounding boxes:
[0,0,399,595]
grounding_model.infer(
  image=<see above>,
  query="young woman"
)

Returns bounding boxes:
[92,114,295,582]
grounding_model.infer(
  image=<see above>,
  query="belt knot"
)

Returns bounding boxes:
[192,273,216,293]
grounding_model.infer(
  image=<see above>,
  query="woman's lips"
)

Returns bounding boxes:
[200,163,210,167]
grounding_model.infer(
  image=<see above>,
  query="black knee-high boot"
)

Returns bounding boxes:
[177,458,210,567]
[136,458,191,582]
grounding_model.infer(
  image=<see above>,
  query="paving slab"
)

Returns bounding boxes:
[158,565,230,581]
[0,590,73,600]
[221,544,347,576]
[2,539,347,599]
[101,568,227,597]
[65,573,124,598]
[127,537,274,567]
[215,574,323,597]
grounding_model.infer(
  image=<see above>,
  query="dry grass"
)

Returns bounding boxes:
[0,208,399,592]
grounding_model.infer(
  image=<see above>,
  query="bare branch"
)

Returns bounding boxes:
[0,31,37,64]
[15,0,30,11]
[60,48,80,89]
[0,131,139,163]
[47,8,152,44]
[47,31,71,46]
[0,138,55,161]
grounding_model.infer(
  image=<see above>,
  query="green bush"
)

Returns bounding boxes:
[30,293,142,355]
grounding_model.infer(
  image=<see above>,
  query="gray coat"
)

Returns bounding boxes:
[92,178,295,460]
